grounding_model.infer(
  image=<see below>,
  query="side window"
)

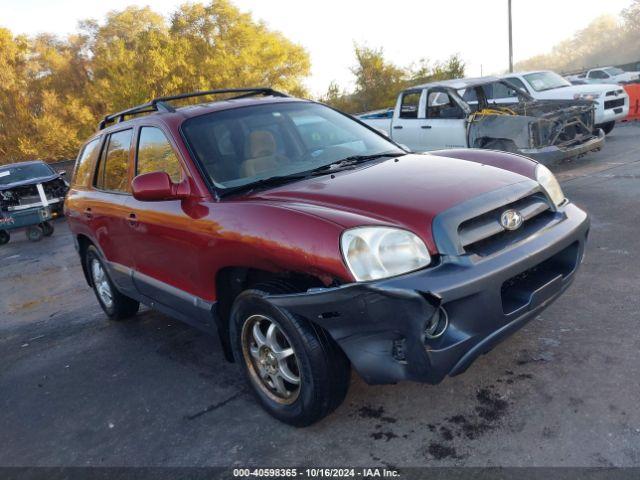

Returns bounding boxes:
[399,91,421,119]
[95,129,133,192]
[136,127,183,182]
[491,82,519,99]
[589,70,607,79]
[73,138,101,188]
[427,91,464,119]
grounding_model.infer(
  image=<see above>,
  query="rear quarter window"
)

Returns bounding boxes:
[72,138,101,188]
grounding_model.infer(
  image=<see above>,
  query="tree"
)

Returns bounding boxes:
[0,0,311,165]
[320,47,465,114]
[515,5,640,74]
[349,45,407,112]
[169,0,310,98]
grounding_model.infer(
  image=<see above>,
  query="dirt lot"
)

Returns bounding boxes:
[1,123,639,468]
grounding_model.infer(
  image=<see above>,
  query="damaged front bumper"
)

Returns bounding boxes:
[267,202,589,385]
[520,128,605,164]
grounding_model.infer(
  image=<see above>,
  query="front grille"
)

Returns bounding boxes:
[606,89,624,96]
[458,193,556,256]
[604,98,625,110]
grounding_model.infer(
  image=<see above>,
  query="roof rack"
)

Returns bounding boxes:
[98,87,288,130]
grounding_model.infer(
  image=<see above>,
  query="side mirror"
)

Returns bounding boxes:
[58,170,67,177]
[131,171,189,201]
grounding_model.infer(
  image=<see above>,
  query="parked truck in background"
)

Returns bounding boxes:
[359,77,604,163]
[566,67,640,85]
[499,71,628,135]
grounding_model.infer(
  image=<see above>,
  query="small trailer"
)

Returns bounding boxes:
[0,206,54,245]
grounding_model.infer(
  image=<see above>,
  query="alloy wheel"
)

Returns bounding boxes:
[91,258,113,309]
[241,314,301,404]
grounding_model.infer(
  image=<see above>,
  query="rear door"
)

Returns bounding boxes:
[124,126,210,325]
[422,89,468,150]
[391,90,428,151]
[90,128,137,295]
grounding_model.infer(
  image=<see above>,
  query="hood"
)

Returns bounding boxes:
[537,83,624,99]
[0,173,60,191]
[615,71,640,81]
[247,154,531,251]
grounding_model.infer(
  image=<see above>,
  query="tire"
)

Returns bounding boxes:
[41,221,54,237]
[230,283,350,426]
[483,139,518,153]
[596,121,615,135]
[0,230,9,245]
[85,245,139,320]
[26,225,44,242]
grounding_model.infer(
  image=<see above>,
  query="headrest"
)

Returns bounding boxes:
[249,130,277,158]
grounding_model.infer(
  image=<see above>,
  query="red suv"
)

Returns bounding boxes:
[65,88,589,426]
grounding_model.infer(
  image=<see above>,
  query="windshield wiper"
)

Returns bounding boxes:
[219,173,310,197]
[308,152,406,175]
[219,152,407,197]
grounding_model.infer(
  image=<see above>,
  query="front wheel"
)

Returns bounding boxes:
[0,230,9,245]
[596,121,615,135]
[230,287,350,426]
[483,139,518,153]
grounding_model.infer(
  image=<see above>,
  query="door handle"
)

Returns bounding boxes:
[84,207,92,219]
[393,125,403,130]
[127,213,138,226]
[421,125,432,129]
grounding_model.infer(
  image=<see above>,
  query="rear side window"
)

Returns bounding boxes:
[136,127,182,182]
[73,138,101,188]
[95,129,133,192]
[399,91,421,119]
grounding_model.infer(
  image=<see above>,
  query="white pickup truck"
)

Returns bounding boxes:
[358,77,605,164]
[567,67,640,85]
[499,71,628,134]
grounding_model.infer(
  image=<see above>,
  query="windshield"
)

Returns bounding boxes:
[523,71,571,91]
[181,101,403,191]
[0,163,54,186]
[604,67,624,76]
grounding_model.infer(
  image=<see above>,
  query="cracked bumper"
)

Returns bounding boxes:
[267,203,589,385]
[520,129,605,164]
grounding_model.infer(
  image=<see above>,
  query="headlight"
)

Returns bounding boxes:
[341,227,431,281]
[573,92,601,101]
[536,164,565,207]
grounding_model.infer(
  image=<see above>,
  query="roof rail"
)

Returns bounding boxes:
[98,87,288,130]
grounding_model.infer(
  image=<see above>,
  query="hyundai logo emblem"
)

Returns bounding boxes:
[500,209,523,230]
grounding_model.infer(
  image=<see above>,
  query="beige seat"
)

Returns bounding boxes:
[240,130,288,177]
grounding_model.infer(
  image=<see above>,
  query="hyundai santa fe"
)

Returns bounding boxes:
[65,88,589,426]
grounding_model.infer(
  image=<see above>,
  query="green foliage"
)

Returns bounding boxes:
[0,0,310,164]
[515,1,640,73]
[320,45,465,113]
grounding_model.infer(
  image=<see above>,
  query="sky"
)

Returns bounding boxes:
[0,0,633,95]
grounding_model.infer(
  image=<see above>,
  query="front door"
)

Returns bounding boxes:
[124,125,211,326]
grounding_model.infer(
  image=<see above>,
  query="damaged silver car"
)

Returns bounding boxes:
[359,77,605,163]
